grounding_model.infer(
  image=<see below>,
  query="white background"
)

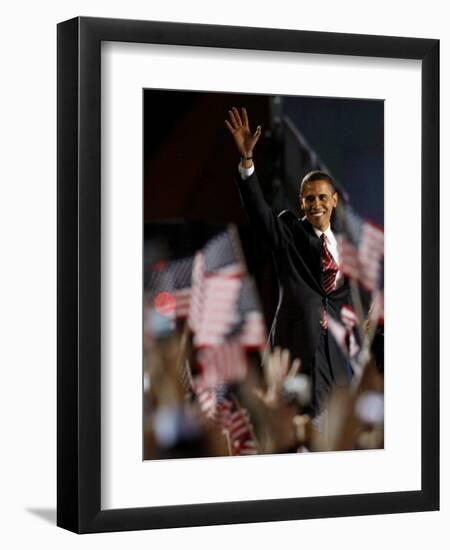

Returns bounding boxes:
[102,43,422,508]
[0,1,448,548]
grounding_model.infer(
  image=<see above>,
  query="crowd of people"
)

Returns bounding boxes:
[143,298,383,459]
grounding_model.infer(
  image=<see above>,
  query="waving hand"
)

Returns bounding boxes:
[225,107,262,159]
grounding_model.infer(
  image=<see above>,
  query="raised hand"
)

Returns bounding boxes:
[253,347,301,409]
[225,107,262,159]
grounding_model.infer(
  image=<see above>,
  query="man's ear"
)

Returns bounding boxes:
[332,192,338,207]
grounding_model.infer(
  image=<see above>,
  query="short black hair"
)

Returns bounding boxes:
[299,170,336,196]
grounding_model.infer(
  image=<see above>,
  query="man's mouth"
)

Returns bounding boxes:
[311,210,326,217]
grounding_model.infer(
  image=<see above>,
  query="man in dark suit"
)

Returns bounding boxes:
[225,107,353,416]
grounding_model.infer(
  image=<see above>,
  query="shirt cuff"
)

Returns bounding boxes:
[238,162,255,180]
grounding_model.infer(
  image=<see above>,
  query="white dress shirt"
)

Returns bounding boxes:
[313,225,339,266]
[238,162,255,180]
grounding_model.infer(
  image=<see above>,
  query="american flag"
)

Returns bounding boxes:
[327,304,360,359]
[341,304,359,329]
[194,386,228,421]
[196,337,247,389]
[194,386,258,456]
[336,204,384,293]
[239,311,267,350]
[202,226,246,276]
[189,261,242,346]
[220,399,258,456]
[189,227,248,346]
[231,276,267,350]
[188,250,205,332]
[145,256,193,319]
[188,228,267,395]
[190,258,266,348]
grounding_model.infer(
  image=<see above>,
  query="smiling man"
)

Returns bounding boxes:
[225,107,353,417]
[300,174,337,232]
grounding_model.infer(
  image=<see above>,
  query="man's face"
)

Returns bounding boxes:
[300,180,338,231]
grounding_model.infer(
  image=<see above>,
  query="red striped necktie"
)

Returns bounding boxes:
[320,233,338,294]
[320,233,339,330]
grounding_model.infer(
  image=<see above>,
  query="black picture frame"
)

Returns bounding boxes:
[57,16,439,534]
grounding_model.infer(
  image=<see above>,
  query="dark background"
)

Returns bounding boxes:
[143,89,383,225]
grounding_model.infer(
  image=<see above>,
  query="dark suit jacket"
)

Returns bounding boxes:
[236,170,352,384]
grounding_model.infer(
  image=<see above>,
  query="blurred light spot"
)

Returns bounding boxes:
[154,406,178,448]
[355,391,384,425]
[143,371,150,393]
[154,291,176,317]
[283,374,311,406]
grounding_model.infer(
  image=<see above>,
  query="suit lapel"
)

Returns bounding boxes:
[300,218,323,285]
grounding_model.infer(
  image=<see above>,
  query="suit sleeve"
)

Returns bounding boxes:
[235,170,293,251]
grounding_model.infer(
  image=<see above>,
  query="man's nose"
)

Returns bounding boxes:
[313,196,321,207]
